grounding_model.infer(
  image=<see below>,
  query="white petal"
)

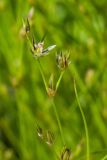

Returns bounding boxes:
[47,45,56,51]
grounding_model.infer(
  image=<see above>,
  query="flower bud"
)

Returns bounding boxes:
[47,74,56,97]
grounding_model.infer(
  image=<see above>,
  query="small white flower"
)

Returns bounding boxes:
[31,37,56,58]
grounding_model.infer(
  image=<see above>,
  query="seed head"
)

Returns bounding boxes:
[56,52,71,70]
[60,147,72,160]
[46,130,55,146]
[37,126,55,146]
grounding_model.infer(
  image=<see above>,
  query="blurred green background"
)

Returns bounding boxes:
[0,0,107,159]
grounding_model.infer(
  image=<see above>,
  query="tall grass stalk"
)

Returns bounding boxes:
[74,80,90,160]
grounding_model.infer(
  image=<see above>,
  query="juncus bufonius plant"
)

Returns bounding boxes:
[23,14,89,160]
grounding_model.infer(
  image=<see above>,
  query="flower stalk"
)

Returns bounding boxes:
[74,80,90,160]
[52,99,65,146]
[56,71,64,92]
[37,58,48,91]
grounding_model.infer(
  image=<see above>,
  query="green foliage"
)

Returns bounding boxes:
[0,0,107,160]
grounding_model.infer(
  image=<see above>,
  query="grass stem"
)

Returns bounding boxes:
[74,80,90,160]
[56,71,64,91]
[37,59,47,91]
[52,99,65,146]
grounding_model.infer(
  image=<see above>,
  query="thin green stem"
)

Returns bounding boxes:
[26,34,32,49]
[74,80,90,160]
[52,99,65,146]
[70,64,107,143]
[26,32,47,91]
[37,59,47,91]
[101,155,107,160]
[56,71,64,91]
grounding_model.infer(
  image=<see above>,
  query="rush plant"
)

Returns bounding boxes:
[23,17,90,160]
